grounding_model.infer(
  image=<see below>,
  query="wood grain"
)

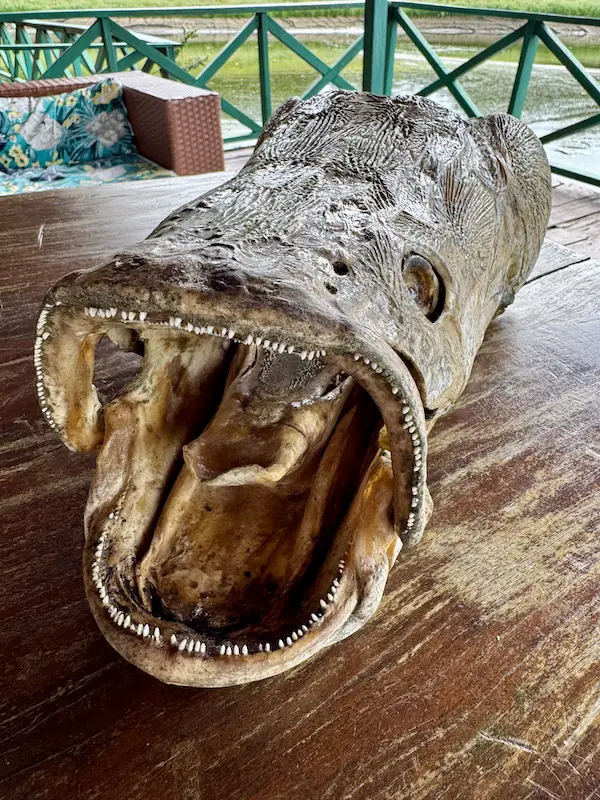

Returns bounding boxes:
[0,177,598,800]
[546,179,600,260]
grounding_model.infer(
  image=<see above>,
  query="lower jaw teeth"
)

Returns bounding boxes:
[94,516,348,658]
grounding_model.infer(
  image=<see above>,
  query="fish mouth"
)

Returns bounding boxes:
[34,279,429,687]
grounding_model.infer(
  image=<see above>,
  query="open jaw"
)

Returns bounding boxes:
[34,296,429,687]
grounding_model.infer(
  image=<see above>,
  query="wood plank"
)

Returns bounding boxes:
[529,238,589,282]
[549,180,600,214]
[547,179,600,261]
[0,181,599,800]
[547,213,600,260]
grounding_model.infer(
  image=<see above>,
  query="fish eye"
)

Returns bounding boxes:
[402,253,444,320]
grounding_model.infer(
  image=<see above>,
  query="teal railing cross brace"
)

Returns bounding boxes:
[0,2,598,185]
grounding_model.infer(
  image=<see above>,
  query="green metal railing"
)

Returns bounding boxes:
[0,18,179,81]
[384,2,600,186]
[0,2,599,184]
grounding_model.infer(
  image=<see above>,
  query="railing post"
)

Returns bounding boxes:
[363,0,388,94]
[257,13,272,124]
[508,21,539,118]
[383,6,397,95]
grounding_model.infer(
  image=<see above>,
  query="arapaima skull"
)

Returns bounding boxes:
[34,92,551,686]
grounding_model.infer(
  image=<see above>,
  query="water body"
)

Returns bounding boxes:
[183,34,600,176]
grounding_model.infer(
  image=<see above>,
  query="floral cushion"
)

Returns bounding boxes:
[0,79,134,172]
[0,153,174,195]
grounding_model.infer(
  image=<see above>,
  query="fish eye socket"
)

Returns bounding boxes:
[402,253,444,320]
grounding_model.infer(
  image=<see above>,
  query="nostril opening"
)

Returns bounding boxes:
[332,261,349,276]
[324,282,338,295]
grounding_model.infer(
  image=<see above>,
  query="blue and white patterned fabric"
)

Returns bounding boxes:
[0,153,174,195]
[0,78,135,172]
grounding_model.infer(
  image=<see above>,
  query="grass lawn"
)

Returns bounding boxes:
[0,0,599,17]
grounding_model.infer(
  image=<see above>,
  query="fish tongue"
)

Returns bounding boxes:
[136,345,353,629]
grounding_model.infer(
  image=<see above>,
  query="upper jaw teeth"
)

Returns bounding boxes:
[82,306,329,359]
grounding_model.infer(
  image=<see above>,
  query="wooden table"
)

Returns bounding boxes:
[0,177,599,800]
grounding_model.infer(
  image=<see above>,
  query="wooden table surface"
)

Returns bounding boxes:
[0,176,599,800]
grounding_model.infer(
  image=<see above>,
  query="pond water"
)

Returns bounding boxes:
[182,33,600,176]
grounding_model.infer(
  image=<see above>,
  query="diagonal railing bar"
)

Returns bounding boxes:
[395,9,480,117]
[537,23,600,107]
[550,163,600,188]
[304,34,363,98]
[219,97,263,135]
[110,18,263,134]
[112,48,148,72]
[100,17,118,72]
[508,21,539,117]
[266,15,355,90]
[11,25,27,79]
[0,24,16,79]
[108,18,194,81]
[540,111,600,145]
[79,37,97,74]
[50,30,65,72]
[415,23,528,98]
[195,15,258,86]
[0,23,11,77]
[63,32,81,76]
[35,28,51,77]
[15,25,34,78]
[31,27,42,78]
[40,19,101,78]
[95,43,106,72]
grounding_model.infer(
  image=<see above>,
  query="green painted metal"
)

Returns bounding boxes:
[541,111,600,145]
[383,7,397,96]
[392,2,600,26]
[417,23,528,97]
[0,25,15,80]
[537,22,600,107]
[100,16,118,72]
[113,48,147,72]
[507,21,539,117]
[363,0,387,93]
[550,163,600,188]
[41,19,101,78]
[196,16,258,86]
[15,24,34,78]
[0,3,598,27]
[395,8,480,117]
[257,13,272,122]
[266,15,355,91]
[304,34,363,98]
[0,5,366,23]
[108,17,193,83]
[95,43,106,72]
